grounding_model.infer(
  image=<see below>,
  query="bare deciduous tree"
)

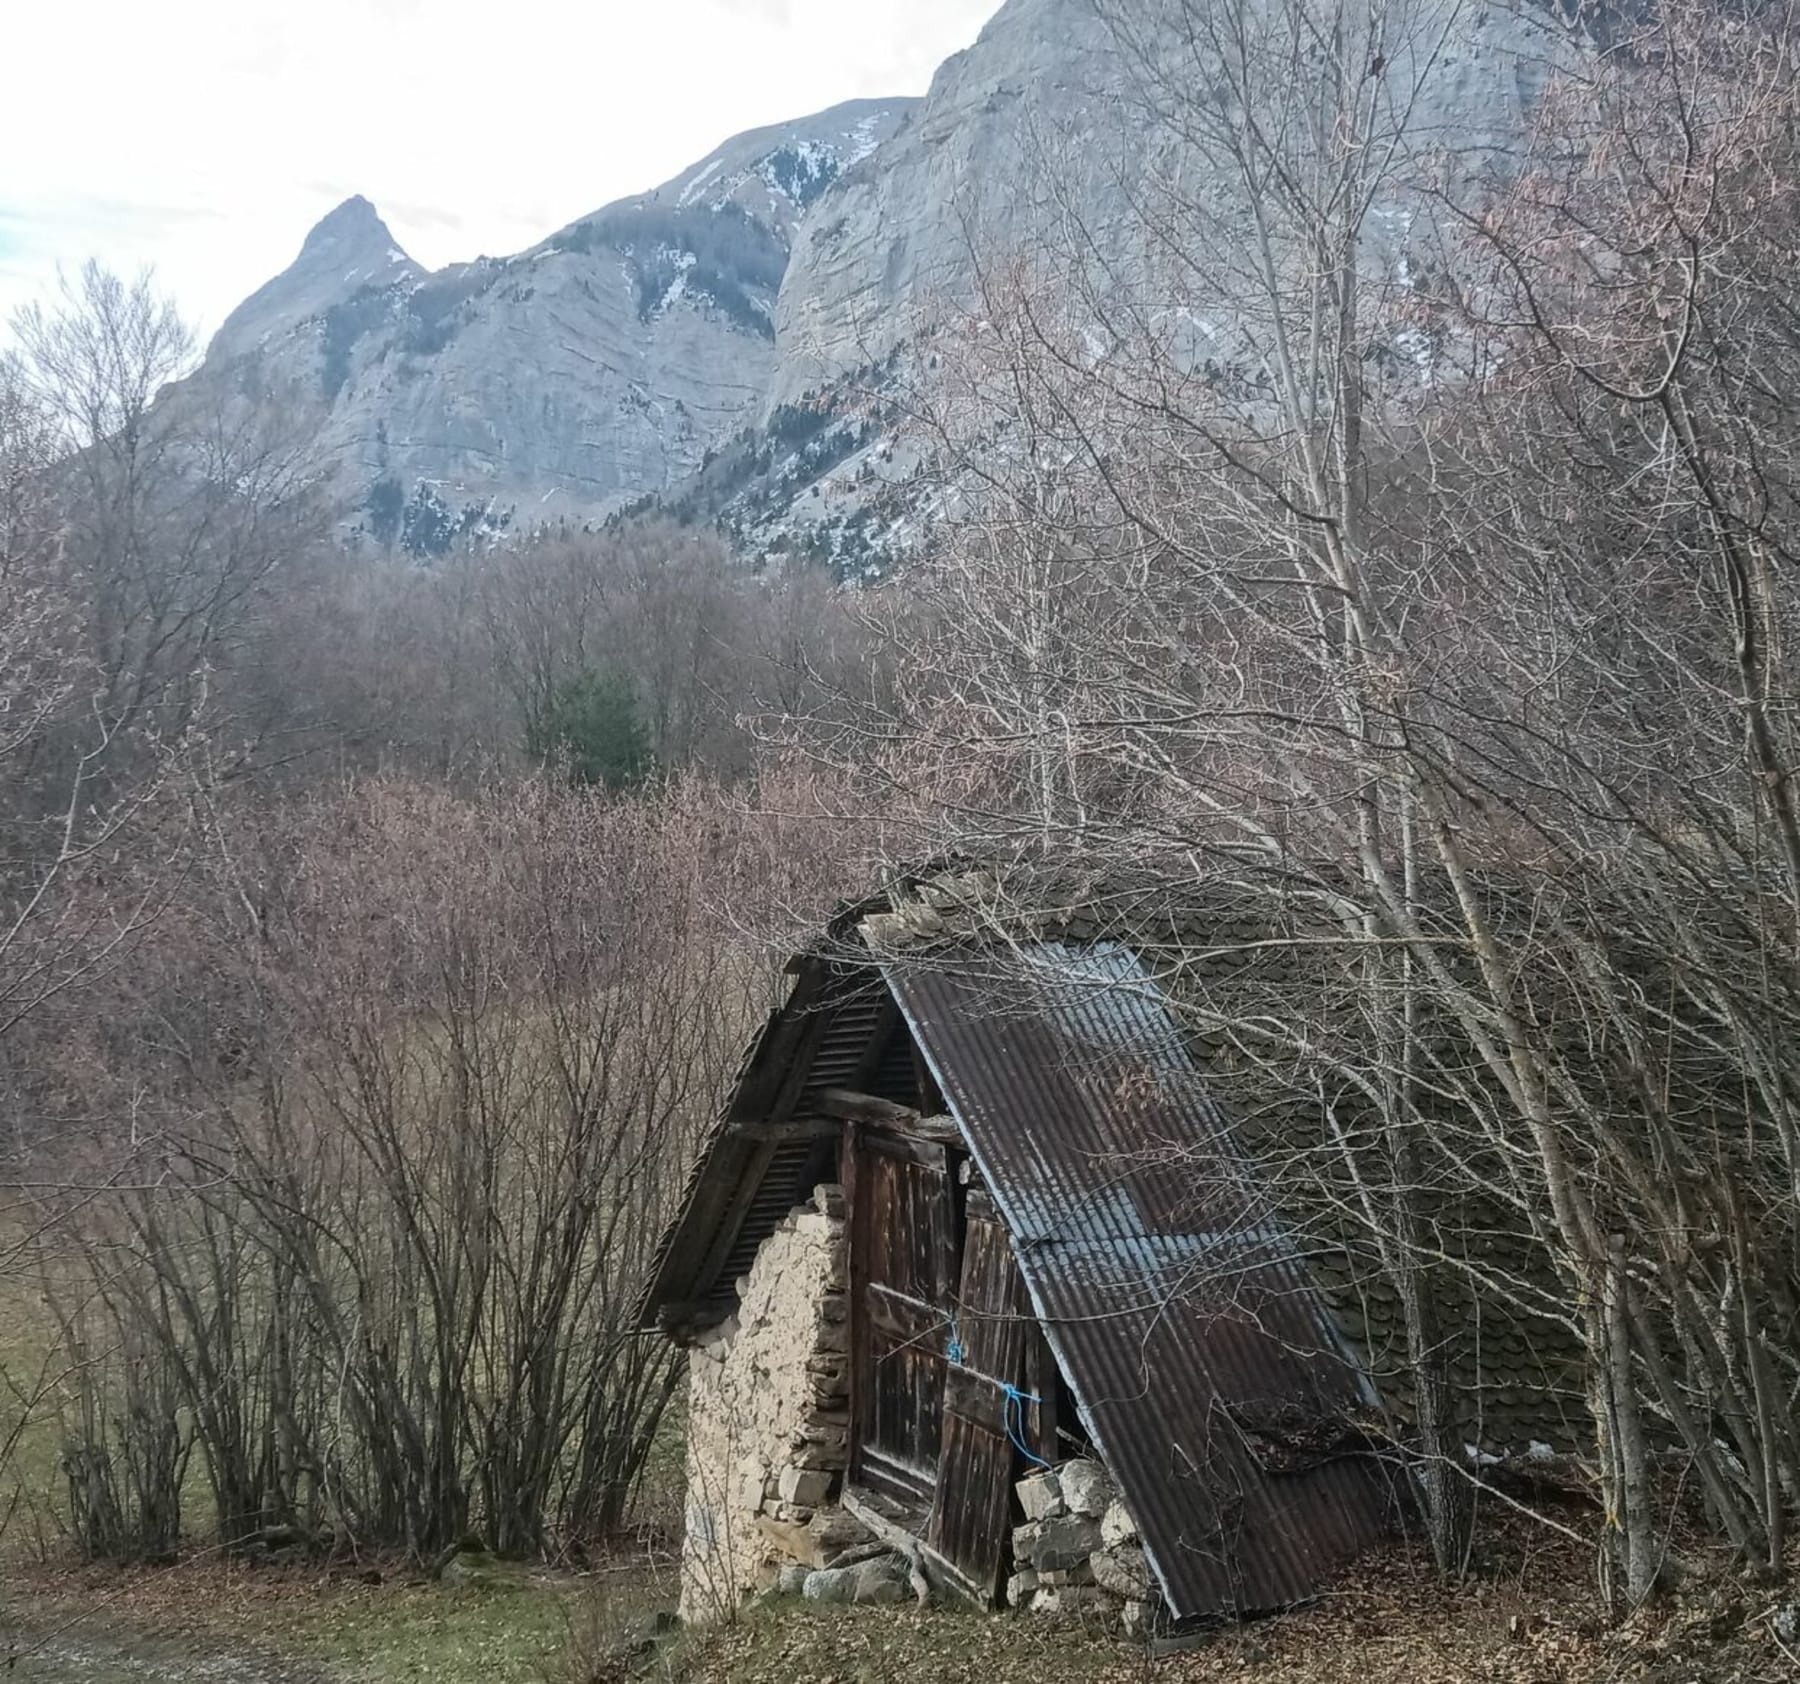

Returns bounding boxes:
[44,772,853,1562]
[820,0,1800,1606]
[12,262,329,759]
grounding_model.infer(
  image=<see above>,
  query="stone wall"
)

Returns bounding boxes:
[1010,1459,1157,1635]
[679,1183,859,1621]
[678,1187,1158,1632]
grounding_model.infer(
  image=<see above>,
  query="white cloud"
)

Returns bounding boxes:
[0,0,997,341]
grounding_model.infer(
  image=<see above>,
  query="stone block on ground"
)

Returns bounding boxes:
[1016,1470,1065,1521]
[847,1556,908,1605]
[776,1563,811,1595]
[1099,1499,1138,1548]
[1057,1458,1112,1518]
[1017,1513,1102,1571]
[800,1566,855,1606]
[802,1555,907,1606]
[1092,1543,1152,1599]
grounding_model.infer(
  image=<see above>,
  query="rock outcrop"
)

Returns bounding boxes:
[770,0,1126,406]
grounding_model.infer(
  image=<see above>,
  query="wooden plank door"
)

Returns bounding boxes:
[926,1188,1030,1602]
[846,1127,954,1512]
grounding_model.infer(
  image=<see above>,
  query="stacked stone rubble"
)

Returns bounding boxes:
[679,1185,858,1621]
[1009,1459,1158,1634]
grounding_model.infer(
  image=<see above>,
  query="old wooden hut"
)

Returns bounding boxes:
[642,873,1578,1629]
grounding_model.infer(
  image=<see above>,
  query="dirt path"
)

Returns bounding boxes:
[0,1619,330,1683]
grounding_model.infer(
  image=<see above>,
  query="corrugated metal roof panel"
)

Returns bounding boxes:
[883,941,1397,1621]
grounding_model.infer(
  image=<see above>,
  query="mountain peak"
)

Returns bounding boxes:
[205,194,420,369]
[301,195,408,262]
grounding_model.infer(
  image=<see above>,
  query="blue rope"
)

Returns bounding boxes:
[943,1320,1048,1470]
[1003,1383,1051,1471]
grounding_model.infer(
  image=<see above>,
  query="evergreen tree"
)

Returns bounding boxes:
[365,476,405,547]
[526,670,653,791]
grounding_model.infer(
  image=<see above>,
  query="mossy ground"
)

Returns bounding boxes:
[2,1557,632,1684]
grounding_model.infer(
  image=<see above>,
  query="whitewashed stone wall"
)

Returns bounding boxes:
[679,1183,855,1621]
[1010,1459,1157,1635]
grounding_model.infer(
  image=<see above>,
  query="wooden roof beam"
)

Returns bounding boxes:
[818,1088,963,1143]
[818,1087,923,1126]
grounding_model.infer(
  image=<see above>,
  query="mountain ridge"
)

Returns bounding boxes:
[188,96,919,551]
[181,0,1582,563]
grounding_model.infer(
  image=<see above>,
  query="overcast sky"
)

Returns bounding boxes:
[1,0,997,341]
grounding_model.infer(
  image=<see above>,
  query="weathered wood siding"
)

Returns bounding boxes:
[846,1126,952,1510]
[926,1188,1030,1601]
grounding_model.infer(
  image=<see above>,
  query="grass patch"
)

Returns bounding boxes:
[3,1554,677,1684]
[281,1575,576,1684]
[1,1525,1787,1684]
[302,1558,678,1684]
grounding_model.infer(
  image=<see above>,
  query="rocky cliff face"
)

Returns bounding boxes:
[191,0,1582,558]
[193,99,914,549]
[772,0,1571,405]
[770,0,1124,407]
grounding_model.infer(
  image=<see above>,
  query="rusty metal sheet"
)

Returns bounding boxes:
[882,941,1397,1622]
